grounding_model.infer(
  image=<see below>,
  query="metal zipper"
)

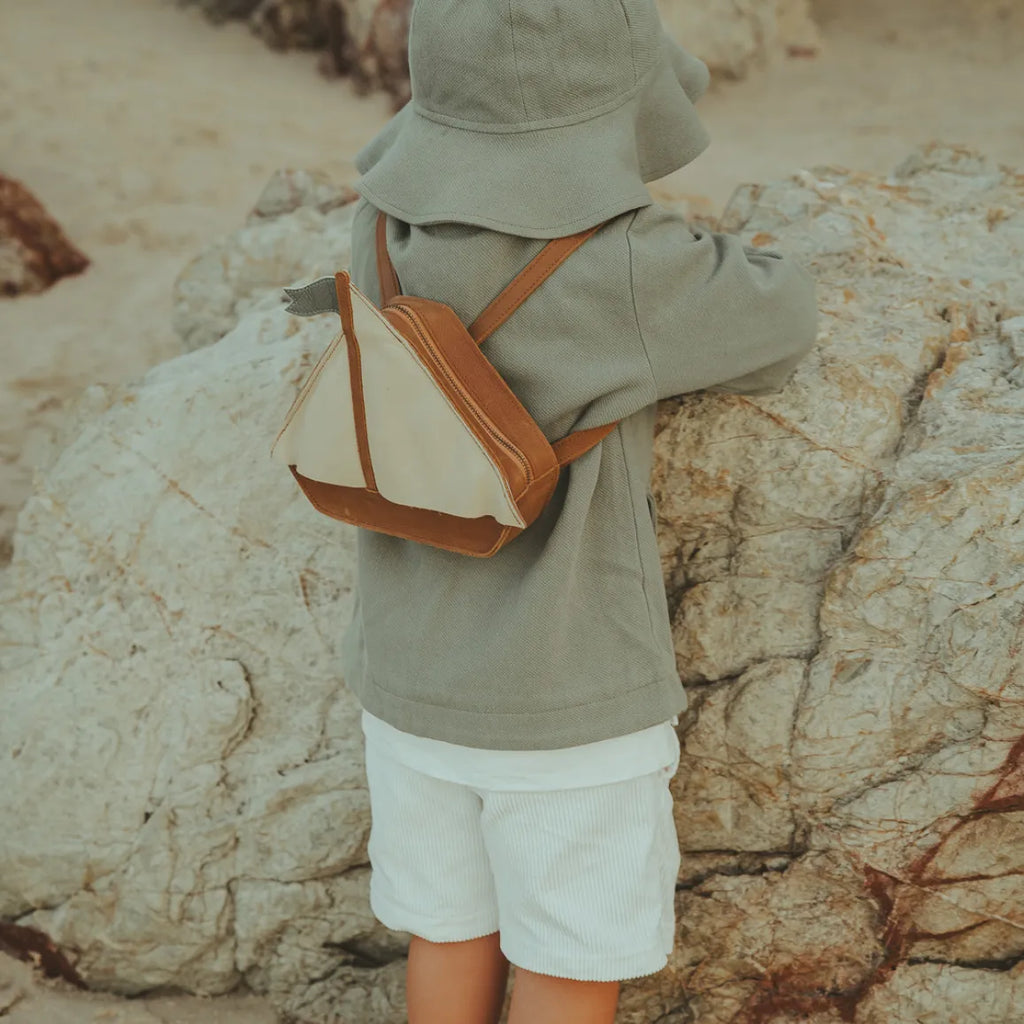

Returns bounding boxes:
[388,303,533,484]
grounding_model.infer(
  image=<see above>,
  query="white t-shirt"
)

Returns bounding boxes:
[361,709,681,791]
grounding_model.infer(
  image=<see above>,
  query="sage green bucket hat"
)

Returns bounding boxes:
[353,0,711,239]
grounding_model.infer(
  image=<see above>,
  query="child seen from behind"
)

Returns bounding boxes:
[340,1,819,1021]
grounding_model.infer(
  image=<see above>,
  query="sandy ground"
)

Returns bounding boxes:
[0,949,277,1024]
[0,0,1022,1019]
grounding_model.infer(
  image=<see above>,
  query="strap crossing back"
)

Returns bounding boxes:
[375,212,604,347]
[374,212,616,468]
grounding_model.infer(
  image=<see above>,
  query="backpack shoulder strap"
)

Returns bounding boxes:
[470,219,618,467]
[376,212,403,305]
[374,210,605,344]
[467,221,605,346]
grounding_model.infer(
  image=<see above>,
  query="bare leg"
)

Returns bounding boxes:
[406,930,511,1024]
[507,965,620,1024]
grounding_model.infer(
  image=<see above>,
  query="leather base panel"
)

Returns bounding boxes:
[291,467,524,557]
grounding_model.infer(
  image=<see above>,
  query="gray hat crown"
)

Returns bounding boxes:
[410,0,665,129]
[354,0,711,237]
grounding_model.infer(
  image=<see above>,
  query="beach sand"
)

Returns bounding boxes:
[0,0,1021,1018]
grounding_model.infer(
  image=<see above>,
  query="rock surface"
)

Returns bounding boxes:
[171,167,359,353]
[653,142,1024,1021]
[2,143,1023,1023]
[178,0,821,107]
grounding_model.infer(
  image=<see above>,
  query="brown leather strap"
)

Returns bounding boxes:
[551,421,618,467]
[375,211,402,305]
[467,221,606,346]
[335,271,378,491]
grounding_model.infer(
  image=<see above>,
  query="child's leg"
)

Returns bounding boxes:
[405,932,620,1024]
[406,930,511,1024]
[507,967,620,1024]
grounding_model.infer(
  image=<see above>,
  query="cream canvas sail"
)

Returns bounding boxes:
[271,280,527,529]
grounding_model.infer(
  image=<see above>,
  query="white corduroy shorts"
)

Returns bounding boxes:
[362,735,682,983]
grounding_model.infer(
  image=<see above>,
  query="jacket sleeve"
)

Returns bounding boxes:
[626,204,818,401]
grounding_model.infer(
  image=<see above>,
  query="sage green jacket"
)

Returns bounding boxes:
[340,195,817,749]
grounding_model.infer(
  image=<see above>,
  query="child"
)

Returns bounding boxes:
[340,1,818,1021]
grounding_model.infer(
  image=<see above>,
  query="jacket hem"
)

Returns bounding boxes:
[345,664,687,751]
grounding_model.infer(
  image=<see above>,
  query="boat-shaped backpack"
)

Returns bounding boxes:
[270,211,619,557]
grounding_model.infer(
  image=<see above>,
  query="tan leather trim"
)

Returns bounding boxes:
[375,211,402,306]
[335,271,378,492]
[467,221,606,346]
[290,467,520,557]
[550,421,618,466]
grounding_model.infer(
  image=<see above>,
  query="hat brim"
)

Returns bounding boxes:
[353,36,711,239]
[666,36,711,103]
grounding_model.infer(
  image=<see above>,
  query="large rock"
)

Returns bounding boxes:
[2,143,1023,1024]
[171,167,359,353]
[0,275,410,1019]
[178,0,820,108]
[653,143,1024,1020]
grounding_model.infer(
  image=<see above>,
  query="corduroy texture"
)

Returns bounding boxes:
[353,0,712,238]
[339,196,818,750]
[363,733,681,981]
